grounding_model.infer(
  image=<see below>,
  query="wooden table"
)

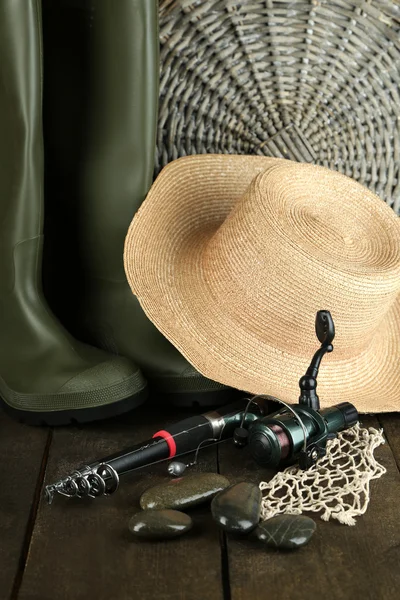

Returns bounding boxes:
[1,401,399,600]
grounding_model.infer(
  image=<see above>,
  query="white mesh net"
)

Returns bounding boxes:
[259,424,386,526]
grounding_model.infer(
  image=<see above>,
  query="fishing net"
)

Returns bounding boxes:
[259,424,386,526]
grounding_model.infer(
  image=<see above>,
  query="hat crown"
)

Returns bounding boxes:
[202,162,400,357]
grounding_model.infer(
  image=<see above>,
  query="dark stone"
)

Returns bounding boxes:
[254,514,316,549]
[140,473,230,511]
[211,482,262,534]
[128,509,192,540]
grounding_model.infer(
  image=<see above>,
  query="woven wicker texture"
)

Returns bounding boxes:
[157,0,400,214]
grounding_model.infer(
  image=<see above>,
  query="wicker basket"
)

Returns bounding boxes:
[157,0,400,214]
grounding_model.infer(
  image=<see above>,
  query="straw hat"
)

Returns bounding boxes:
[124,155,400,412]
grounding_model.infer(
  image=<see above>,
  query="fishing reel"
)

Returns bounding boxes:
[234,311,359,470]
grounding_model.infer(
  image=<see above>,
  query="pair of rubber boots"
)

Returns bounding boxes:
[0,0,231,426]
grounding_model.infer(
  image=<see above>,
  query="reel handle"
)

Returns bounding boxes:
[299,310,335,410]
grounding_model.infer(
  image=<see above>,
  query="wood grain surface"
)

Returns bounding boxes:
[17,401,224,600]
[1,407,400,600]
[217,415,400,600]
[0,414,49,600]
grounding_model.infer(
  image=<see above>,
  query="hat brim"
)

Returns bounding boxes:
[124,155,400,412]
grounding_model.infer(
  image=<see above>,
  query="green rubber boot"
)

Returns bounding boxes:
[0,0,148,426]
[42,0,234,407]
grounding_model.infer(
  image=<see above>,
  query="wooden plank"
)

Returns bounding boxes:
[18,402,224,600]
[0,412,50,600]
[217,415,400,600]
[378,414,400,470]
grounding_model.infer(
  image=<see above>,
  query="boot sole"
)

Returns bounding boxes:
[0,385,148,426]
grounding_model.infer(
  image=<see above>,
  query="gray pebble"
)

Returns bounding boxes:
[140,473,230,511]
[254,514,316,549]
[211,482,262,534]
[129,509,192,540]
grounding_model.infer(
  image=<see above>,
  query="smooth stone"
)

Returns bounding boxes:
[254,514,316,549]
[129,509,192,540]
[211,482,262,534]
[140,473,230,510]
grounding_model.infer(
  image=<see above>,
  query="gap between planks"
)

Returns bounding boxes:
[10,428,53,600]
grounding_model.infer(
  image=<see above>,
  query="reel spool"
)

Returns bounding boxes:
[248,398,358,469]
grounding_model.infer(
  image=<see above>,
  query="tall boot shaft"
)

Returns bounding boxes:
[43,0,159,280]
[0,0,44,287]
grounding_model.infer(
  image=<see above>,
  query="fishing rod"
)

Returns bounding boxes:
[45,396,269,503]
[45,311,359,504]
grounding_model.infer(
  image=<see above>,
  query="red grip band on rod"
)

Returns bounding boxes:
[153,430,177,458]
